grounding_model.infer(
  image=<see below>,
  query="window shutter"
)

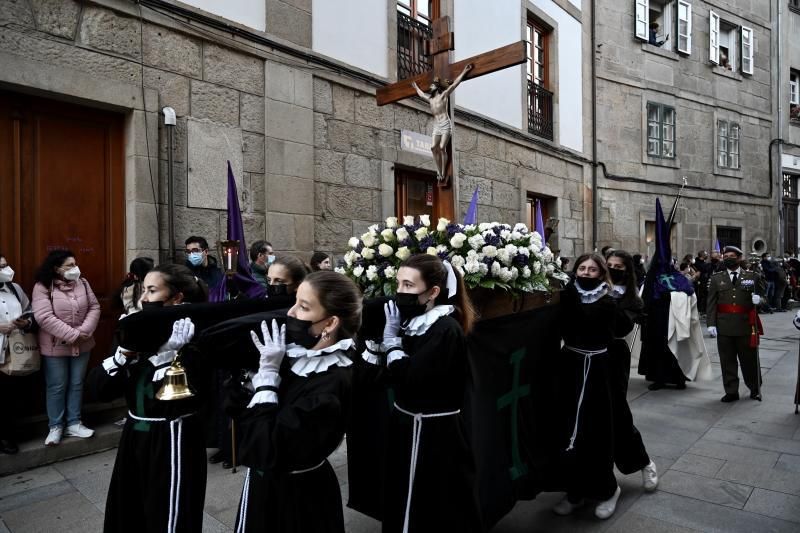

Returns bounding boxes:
[635,0,649,41]
[709,10,719,64]
[741,26,753,74]
[677,1,692,54]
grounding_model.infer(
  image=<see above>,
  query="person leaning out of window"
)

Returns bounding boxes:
[32,249,101,446]
[0,253,36,455]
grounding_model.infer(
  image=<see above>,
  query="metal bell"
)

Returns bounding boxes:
[156,358,194,401]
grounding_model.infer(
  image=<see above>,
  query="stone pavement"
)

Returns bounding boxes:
[1,311,799,532]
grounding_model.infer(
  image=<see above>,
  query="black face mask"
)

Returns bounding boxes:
[267,284,288,297]
[395,292,430,322]
[575,276,604,291]
[609,269,627,285]
[723,257,739,270]
[286,316,328,349]
[141,300,165,310]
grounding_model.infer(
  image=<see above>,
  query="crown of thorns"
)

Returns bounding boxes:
[430,77,451,89]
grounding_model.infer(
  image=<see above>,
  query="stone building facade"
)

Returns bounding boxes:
[594,0,778,258]
[779,1,800,253]
[0,0,592,269]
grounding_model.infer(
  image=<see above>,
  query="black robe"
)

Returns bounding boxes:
[609,294,651,474]
[551,285,618,501]
[639,291,687,386]
[87,345,209,533]
[228,354,353,533]
[380,315,482,533]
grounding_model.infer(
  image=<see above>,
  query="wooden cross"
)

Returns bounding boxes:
[377,16,526,219]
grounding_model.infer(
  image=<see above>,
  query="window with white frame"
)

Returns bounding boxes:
[647,102,675,158]
[677,1,692,54]
[790,71,799,106]
[709,12,754,74]
[648,0,674,49]
[717,120,740,169]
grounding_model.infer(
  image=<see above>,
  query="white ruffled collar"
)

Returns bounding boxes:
[574,281,609,304]
[149,351,175,382]
[610,284,626,298]
[285,338,354,377]
[403,305,454,336]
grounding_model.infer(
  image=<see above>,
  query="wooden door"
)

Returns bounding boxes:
[0,92,125,413]
[395,167,439,220]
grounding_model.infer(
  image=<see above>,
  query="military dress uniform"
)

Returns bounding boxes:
[706,268,765,398]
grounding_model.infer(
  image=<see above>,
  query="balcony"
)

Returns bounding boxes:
[528,81,554,141]
[397,11,432,80]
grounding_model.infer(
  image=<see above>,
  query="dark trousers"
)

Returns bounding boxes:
[609,340,650,474]
[717,335,761,395]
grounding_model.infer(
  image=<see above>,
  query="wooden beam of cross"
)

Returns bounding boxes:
[377,16,526,218]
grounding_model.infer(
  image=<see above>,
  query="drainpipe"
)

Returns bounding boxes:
[591,0,598,251]
[163,107,177,263]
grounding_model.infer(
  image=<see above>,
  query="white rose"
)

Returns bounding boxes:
[491,261,501,276]
[366,265,378,281]
[533,261,542,274]
[396,246,411,261]
[479,222,492,232]
[478,263,489,275]
[546,263,555,274]
[532,232,543,244]
[436,218,450,231]
[386,217,398,228]
[403,215,415,226]
[334,267,346,274]
[510,267,519,280]
[348,237,360,249]
[361,247,376,260]
[344,251,361,266]
[353,265,365,277]
[542,248,554,262]
[514,223,528,233]
[519,247,530,257]
[467,249,478,258]
[482,245,498,258]
[369,224,380,232]
[497,249,511,266]
[465,259,480,274]
[522,266,531,278]
[361,232,376,248]
[500,229,511,240]
[415,227,428,239]
[510,231,523,241]
[436,245,448,254]
[426,247,438,256]
[450,233,467,249]
[451,255,465,269]
[381,228,395,241]
[384,266,396,279]
[463,224,477,232]
[379,243,394,257]
[396,227,409,242]
[505,244,518,256]
[499,267,513,282]
[420,214,431,227]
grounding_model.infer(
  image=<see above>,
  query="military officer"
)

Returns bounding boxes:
[707,246,765,402]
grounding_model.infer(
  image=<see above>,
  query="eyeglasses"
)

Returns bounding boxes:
[185,248,203,254]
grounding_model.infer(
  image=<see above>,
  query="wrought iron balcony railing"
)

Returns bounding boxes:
[528,80,554,141]
[397,11,433,81]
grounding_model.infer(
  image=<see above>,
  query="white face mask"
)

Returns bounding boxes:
[63,266,81,281]
[0,266,14,283]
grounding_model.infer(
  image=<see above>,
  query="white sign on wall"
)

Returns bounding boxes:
[783,154,800,170]
[401,130,433,157]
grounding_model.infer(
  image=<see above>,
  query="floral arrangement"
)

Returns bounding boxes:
[335,215,569,298]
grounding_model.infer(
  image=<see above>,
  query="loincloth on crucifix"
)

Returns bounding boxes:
[432,115,452,137]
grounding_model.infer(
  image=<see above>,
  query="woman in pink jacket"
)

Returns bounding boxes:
[32,250,101,446]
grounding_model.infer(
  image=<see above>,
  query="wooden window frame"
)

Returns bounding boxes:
[647,102,676,159]
[717,119,740,169]
[790,70,799,105]
[676,1,692,55]
[526,18,549,90]
[635,0,650,41]
[740,26,754,75]
[397,0,437,25]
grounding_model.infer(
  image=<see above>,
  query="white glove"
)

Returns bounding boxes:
[160,318,195,352]
[707,326,717,337]
[248,319,286,407]
[751,294,761,305]
[383,301,402,340]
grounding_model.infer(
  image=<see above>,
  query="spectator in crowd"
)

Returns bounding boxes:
[649,22,667,47]
[761,253,776,313]
[114,257,154,315]
[32,250,101,446]
[248,240,274,290]
[266,255,309,297]
[695,250,712,314]
[0,253,36,454]
[632,254,647,288]
[773,258,788,312]
[310,251,332,272]
[184,236,223,291]
[709,250,723,272]
[601,246,614,258]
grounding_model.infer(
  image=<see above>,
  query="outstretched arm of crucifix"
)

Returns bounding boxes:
[441,63,473,99]
[410,81,430,101]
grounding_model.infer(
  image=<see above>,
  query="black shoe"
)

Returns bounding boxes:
[648,382,666,391]
[0,439,18,454]
[222,459,233,469]
[750,392,762,401]
[720,393,740,403]
[209,451,230,464]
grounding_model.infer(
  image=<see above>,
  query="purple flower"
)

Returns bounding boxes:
[418,236,435,250]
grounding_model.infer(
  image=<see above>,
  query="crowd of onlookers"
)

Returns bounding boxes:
[0,237,333,456]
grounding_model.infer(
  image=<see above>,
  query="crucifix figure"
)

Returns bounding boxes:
[412,63,472,182]
[377,15,526,194]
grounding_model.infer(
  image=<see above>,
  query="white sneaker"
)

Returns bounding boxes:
[553,496,584,516]
[64,423,94,438]
[595,486,621,519]
[45,427,63,446]
[642,460,658,492]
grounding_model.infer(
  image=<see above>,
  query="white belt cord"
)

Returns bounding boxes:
[563,346,608,452]
[394,403,460,533]
[127,411,193,533]
[236,468,252,533]
[290,460,326,475]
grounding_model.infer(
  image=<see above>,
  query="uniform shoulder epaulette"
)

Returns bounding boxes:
[711,270,726,278]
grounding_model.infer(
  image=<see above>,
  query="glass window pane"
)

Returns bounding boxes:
[718,120,728,137]
[648,105,659,122]
[663,125,674,142]
[418,0,429,18]
[731,154,739,168]
[664,108,675,125]
[663,141,674,158]
[648,139,660,156]
[648,121,660,139]
[730,124,740,139]
[719,151,727,167]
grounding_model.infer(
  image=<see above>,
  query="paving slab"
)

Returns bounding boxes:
[742,488,800,524]
[704,427,800,456]
[1,490,104,533]
[656,470,752,509]
[713,418,798,439]
[716,461,800,496]
[670,454,725,478]
[686,439,780,468]
[0,466,64,499]
[608,511,702,533]
[775,453,800,473]
[0,479,74,514]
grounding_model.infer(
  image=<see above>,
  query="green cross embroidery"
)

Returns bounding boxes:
[496,348,531,480]
[658,274,676,291]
